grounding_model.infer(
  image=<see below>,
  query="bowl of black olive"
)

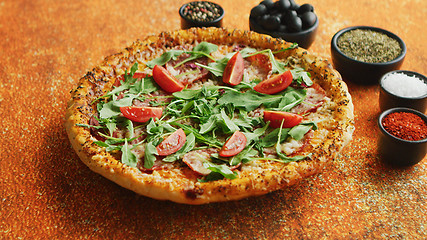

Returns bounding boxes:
[331,26,406,85]
[179,1,225,29]
[249,0,319,49]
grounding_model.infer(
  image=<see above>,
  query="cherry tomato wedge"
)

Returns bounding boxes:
[156,128,186,156]
[152,65,185,93]
[120,106,163,123]
[254,70,293,94]
[263,110,303,128]
[223,52,244,86]
[219,131,247,157]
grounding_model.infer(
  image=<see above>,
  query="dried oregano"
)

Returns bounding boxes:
[337,29,402,63]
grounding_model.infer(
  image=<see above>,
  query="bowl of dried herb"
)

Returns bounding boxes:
[179,1,224,29]
[378,107,427,167]
[331,26,406,85]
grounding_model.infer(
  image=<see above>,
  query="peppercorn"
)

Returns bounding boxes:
[182,1,222,22]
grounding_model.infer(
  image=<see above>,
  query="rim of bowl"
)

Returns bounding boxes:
[249,15,319,37]
[179,1,225,24]
[378,107,427,143]
[380,70,427,100]
[331,26,407,66]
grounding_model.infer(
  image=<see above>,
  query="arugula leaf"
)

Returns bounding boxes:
[203,161,237,180]
[175,42,218,67]
[218,89,284,112]
[105,122,117,136]
[146,50,184,68]
[173,123,222,148]
[124,119,134,139]
[288,122,317,141]
[244,123,270,145]
[121,139,137,167]
[199,115,218,134]
[270,88,306,111]
[230,146,258,166]
[219,108,240,134]
[291,67,313,87]
[99,99,121,119]
[260,128,290,147]
[198,172,225,182]
[144,142,157,169]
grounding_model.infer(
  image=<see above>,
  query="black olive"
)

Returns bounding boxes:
[297,3,314,15]
[260,0,275,10]
[300,11,317,29]
[282,10,298,24]
[257,14,270,25]
[278,24,288,33]
[261,15,281,31]
[250,4,268,19]
[287,16,302,32]
[276,0,291,11]
[288,0,300,10]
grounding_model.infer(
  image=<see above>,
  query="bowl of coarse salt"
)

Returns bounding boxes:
[379,70,427,113]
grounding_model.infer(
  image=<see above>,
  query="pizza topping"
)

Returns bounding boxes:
[263,110,302,128]
[152,65,185,93]
[290,83,326,114]
[254,70,293,94]
[156,128,186,156]
[120,106,163,123]
[222,51,245,86]
[182,150,212,175]
[86,43,321,181]
[219,131,247,157]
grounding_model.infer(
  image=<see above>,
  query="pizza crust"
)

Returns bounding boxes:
[65,28,354,204]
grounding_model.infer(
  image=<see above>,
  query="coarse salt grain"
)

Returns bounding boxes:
[382,73,427,98]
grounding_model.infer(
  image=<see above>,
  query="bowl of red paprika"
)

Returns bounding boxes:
[378,107,427,167]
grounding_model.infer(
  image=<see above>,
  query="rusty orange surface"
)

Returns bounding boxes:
[1,0,427,239]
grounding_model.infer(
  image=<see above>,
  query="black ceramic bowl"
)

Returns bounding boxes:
[378,107,427,167]
[179,1,224,29]
[249,16,318,49]
[379,70,427,112]
[331,26,406,85]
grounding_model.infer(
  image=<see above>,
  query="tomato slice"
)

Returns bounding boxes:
[263,110,303,128]
[156,128,186,156]
[120,106,163,123]
[223,52,244,86]
[219,131,247,157]
[253,70,293,94]
[152,65,185,93]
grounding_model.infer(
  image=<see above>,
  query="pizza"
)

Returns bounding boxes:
[65,28,354,204]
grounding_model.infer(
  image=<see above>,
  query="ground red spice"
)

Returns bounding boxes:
[382,112,427,141]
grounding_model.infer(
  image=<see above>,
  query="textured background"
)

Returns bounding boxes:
[1,0,427,239]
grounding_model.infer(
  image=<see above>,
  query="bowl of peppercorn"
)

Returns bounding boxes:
[249,0,319,49]
[331,26,406,85]
[378,107,427,167]
[179,1,224,29]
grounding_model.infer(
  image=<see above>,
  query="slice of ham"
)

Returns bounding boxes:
[244,53,272,80]
[165,54,210,86]
[290,83,326,114]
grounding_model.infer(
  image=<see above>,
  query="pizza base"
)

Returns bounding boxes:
[65,28,354,204]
